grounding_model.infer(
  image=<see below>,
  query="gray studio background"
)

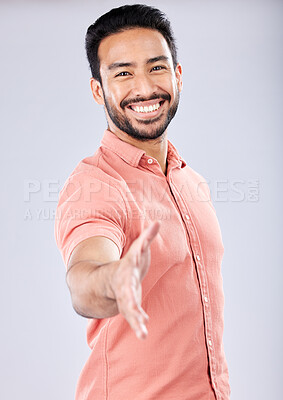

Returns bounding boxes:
[1,0,282,399]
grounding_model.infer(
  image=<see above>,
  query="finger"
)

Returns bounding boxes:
[127,290,149,325]
[119,300,149,340]
[138,306,149,321]
[116,284,149,339]
[136,322,148,340]
[128,309,149,340]
[140,221,161,252]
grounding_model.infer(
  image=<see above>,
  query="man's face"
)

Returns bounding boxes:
[94,28,182,141]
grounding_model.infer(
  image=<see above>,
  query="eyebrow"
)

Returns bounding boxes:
[146,55,169,64]
[108,62,136,70]
[107,55,170,71]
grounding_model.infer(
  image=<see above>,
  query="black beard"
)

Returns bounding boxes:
[102,89,180,142]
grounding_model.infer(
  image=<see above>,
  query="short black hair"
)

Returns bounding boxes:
[85,4,178,83]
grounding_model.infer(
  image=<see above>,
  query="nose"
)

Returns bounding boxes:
[131,72,157,99]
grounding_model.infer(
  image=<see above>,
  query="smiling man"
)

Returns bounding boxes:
[92,28,181,146]
[55,4,231,400]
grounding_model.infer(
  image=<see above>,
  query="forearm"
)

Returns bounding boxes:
[66,260,120,319]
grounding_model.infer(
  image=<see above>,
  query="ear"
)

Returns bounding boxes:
[175,63,183,92]
[90,78,105,105]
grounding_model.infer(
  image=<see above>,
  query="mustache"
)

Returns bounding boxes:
[121,93,171,109]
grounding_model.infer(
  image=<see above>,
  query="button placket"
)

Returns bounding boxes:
[142,156,164,177]
[167,170,220,397]
[192,247,218,390]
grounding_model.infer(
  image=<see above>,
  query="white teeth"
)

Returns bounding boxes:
[132,102,161,113]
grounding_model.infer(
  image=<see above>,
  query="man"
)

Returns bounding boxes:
[55,4,231,400]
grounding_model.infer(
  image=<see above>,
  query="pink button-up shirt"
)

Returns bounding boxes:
[55,129,231,400]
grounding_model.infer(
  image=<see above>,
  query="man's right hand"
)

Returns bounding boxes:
[66,221,160,340]
[108,221,160,340]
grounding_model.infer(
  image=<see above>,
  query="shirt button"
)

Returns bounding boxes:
[185,214,190,220]
[147,158,153,164]
[208,339,213,347]
[196,254,201,261]
[204,296,209,303]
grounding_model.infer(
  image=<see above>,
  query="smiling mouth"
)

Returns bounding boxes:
[126,100,165,118]
[129,100,164,113]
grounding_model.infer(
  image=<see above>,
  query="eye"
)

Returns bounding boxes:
[151,65,166,71]
[116,71,130,77]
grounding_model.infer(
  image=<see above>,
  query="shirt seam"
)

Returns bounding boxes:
[103,319,111,400]
[114,185,131,243]
[97,152,130,245]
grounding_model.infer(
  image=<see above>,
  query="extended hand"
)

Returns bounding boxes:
[109,221,160,340]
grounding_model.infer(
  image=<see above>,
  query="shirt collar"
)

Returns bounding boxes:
[100,129,186,169]
[167,138,187,169]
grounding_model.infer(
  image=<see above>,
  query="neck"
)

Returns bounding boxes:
[108,127,168,175]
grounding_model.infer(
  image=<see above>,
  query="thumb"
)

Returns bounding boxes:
[140,221,161,252]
